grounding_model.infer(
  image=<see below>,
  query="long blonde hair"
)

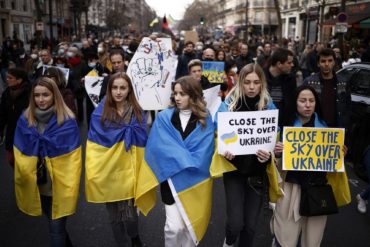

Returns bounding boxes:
[226,63,270,111]
[24,77,74,126]
[171,76,208,128]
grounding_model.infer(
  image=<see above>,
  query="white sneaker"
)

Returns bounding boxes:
[223,238,234,247]
[356,194,367,214]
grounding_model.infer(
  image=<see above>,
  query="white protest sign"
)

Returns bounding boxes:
[218,110,279,155]
[127,37,177,110]
[42,65,70,83]
[203,85,221,122]
[84,76,104,107]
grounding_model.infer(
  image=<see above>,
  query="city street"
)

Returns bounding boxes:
[1,120,370,247]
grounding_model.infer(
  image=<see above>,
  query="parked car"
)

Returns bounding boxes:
[337,63,370,181]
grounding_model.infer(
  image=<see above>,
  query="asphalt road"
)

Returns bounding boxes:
[1,120,370,247]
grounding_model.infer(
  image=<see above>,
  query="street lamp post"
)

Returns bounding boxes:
[316,0,326,42]
[49,0,53,50]
[245,0,248,42]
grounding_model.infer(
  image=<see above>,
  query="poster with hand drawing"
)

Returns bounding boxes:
[127,37,177,110]
[84,76,104,107]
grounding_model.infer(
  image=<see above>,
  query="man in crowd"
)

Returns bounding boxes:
[235,43,254,72]
[264,48,296,126]
[99,49,125,101]
[303,48,351,128]
[257,42,272,69]
[202,48,216,61]
[175,41,197,79]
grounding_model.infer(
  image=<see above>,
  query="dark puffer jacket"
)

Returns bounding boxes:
[0,82,30,150]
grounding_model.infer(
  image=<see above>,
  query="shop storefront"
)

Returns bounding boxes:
[323,2,370,43]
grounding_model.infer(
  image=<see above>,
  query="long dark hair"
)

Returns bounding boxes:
[101,72,143,126]
[284,85,323,126]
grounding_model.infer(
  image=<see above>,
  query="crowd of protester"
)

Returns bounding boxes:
[0,30,370,247]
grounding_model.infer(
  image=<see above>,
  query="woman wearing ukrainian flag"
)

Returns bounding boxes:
[85,72,147,247]
[14,77,81,246]
[135,75,215,246]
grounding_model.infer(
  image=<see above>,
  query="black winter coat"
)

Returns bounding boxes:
[0,82,30,150]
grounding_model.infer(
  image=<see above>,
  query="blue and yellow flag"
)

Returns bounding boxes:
[14,114,81,219]
[135,108,215,245]
[85,100,147,203]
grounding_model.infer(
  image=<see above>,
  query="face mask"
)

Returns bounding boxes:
[231,67,238,74]
[97,47,104,53]
[66,51,74,58]
[56,63,65,68]
[88,63,96,68]
[31,54,38,59]
[58,49,65,56]
[19,54,25,59]
[196,45,203,51]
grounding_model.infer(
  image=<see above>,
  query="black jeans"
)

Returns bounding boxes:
[223,172,264,247]
[106,201,139,247]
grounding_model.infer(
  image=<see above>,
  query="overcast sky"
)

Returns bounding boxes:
[146,0,194,20]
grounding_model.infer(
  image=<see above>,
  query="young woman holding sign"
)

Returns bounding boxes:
[218,63,279,247]
[271,85,351,247]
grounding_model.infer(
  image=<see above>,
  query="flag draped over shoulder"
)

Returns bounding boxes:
[14,115,81,219]
[135,108,215,245]
[85,100,147,203]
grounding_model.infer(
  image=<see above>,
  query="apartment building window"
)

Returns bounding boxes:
[23,0,28,11]
[11,0,16,10]
[0,0,5,8]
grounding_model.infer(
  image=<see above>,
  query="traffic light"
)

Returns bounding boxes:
[200,17,204,25]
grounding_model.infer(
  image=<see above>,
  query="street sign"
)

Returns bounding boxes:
[36,22,44,31]
[337,12,348,23]
[335,23,348,33]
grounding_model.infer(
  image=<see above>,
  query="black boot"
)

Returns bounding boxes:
[131,235,142,247]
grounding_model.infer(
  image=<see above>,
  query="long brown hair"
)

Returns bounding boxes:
[24,77,74,126]
[101,72,143,126]
[171,76,208,128]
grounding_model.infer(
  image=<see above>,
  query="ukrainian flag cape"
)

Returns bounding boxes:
[85,100,147,203]
[135,108,215,245]
[14,114,81,219]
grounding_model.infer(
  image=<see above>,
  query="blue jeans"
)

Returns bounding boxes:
[41,196,73,247]
[360,149,370,200]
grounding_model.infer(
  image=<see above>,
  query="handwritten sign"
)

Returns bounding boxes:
[202,61,225,83]
[218,110,279,155]
[282,127,345,172]
[203,85,221,122]
[127,37,177,110]
[84,76,104,107]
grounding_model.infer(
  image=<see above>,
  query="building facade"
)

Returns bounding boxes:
[87,0,156,34]
[209,0,278,37]
[280,0,370,44]
[0,0,34,44]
